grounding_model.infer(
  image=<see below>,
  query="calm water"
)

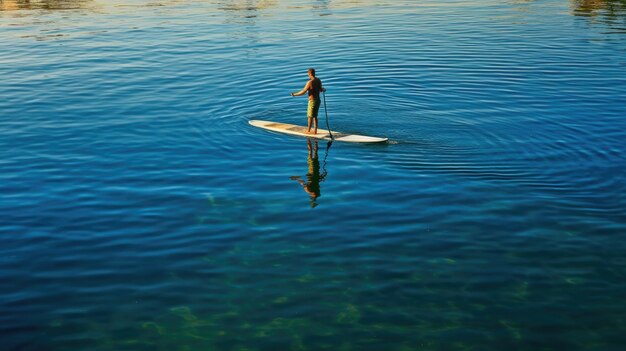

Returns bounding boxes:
[2,0,626,350]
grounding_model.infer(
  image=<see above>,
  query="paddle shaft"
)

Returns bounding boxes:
[323,91,333,140]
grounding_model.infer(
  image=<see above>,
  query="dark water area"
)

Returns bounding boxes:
[1,1,626,350]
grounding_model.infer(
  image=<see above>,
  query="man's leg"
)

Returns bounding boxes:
[312,99,321,135]
[312,117,318,134]
[306,99,315,133]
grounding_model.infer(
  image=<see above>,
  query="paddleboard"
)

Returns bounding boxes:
[249,120,388,143]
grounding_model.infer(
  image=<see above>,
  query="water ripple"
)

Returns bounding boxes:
[2,1,626,350]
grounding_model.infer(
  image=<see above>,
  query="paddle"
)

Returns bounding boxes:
[322,90,334,141]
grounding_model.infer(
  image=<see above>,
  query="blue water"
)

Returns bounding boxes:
[2,0,626,350]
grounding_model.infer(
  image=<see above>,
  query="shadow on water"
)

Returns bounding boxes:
[217,0,278,11]
[215,0,277,44]
[0,0,93,11]
[290,139,331,208]
[571,0,626,26]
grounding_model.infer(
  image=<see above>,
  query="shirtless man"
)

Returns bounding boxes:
[291,68,326,134]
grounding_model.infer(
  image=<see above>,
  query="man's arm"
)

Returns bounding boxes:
[291,81,311,96]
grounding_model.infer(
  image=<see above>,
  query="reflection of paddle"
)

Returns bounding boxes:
[321,139,332,182]
[323,90,333,141]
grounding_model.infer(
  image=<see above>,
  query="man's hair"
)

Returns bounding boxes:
[308,68,316,77]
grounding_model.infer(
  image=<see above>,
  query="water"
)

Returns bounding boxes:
[1,0,626,350]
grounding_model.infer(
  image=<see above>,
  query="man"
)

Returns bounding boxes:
[290,68,326,134]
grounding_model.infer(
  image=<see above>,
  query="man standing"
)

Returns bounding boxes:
[291,68,325,134]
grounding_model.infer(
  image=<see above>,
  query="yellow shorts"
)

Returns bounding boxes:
[307,98,321,118]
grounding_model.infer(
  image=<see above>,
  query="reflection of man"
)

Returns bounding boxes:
[291,139,322,208]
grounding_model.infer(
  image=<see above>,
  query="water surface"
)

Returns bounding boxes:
[1,0,626,350]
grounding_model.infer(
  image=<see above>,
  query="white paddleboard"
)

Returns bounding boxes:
[249,120,388,143]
